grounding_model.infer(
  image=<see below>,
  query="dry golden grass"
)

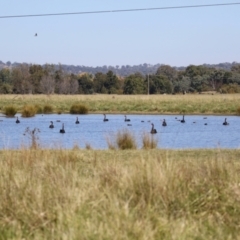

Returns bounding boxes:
[142,132,158,149]
[1,94,240,114]
[107,129,137,150]
[1,148,240,239]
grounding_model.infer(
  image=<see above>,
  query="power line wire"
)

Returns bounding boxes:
[0,2,240,19]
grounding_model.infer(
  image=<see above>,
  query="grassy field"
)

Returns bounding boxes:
[1,148,240,239]
[1,94,240,239]
[1,94,240,115]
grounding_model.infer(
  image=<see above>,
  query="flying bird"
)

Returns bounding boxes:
[35,33,37,37]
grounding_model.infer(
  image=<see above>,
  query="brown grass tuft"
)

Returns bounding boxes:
[142,132,158,149]
[43,104,54,114]
[4,105,17,117]
[70,103,88,114]
[22,105,37,117]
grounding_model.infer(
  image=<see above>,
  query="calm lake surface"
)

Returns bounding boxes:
[0,114,239,149]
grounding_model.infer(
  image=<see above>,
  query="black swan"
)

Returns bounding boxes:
[124,115,130,122]
[76,117,80,124]
[16,117,20,124]
[180,115,185,123]
[150,123,157,134]
[223,118,229,125]
[49,121,54,128]
[162,119,167,127]
[60,123,65,133]
[103,114,109,122]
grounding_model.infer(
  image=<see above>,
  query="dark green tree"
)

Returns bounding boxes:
[12,64,31,94]
[104,71,120,94]
[93,72,107,93]
[156,65,177,82]
[78,73,94,94]
[0,68,11,84]
[184,65,211,79]
[145,75,172,94]
[123,73,145,94]
[173,76,191,93]
[190,75,209,92]
[208,70,224,90]
[29,64,44,93]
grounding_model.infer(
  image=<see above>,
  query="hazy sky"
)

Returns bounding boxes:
[1,0,240,67]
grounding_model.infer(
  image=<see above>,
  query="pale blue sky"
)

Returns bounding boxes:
[1,0,239,67]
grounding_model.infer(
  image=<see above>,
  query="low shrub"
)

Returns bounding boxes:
[22,105,37,117]
[221,84,240,94]
[4,105,17,117]
[43,105,54,114]
[116,129,137,150]
[70,103,88,114]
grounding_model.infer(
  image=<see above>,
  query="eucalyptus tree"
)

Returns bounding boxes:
[29,64,44,93]
[208,70,225,90]
[123,73,145,94]
[156,65,177,82]
[145,74,172,94]
[12,64,31,94]
[0,68,12,93]
[78,73,94,94]
[41,75,55,94]
[93,72,107,93]
[105,70,120,94]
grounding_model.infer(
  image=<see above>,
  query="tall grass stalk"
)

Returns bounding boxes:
[142,132,158,149]
[0,149,240,239]
[0,149,240,240]
[24,127,41,149]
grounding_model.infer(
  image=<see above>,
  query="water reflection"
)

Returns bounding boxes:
[0,114,239,149]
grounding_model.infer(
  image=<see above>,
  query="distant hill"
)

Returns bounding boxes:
[0,60,239,76]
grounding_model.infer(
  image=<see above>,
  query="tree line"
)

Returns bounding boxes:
[0,63,240,94]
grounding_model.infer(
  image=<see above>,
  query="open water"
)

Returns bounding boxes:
[0,114,239,149]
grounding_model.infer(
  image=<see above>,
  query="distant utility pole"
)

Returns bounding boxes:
[148,74,149,95]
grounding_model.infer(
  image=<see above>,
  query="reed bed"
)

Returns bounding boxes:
[1,148,240,239]
[1,94,240,114]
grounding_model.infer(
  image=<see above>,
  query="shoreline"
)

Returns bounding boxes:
[0,112,238,117]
